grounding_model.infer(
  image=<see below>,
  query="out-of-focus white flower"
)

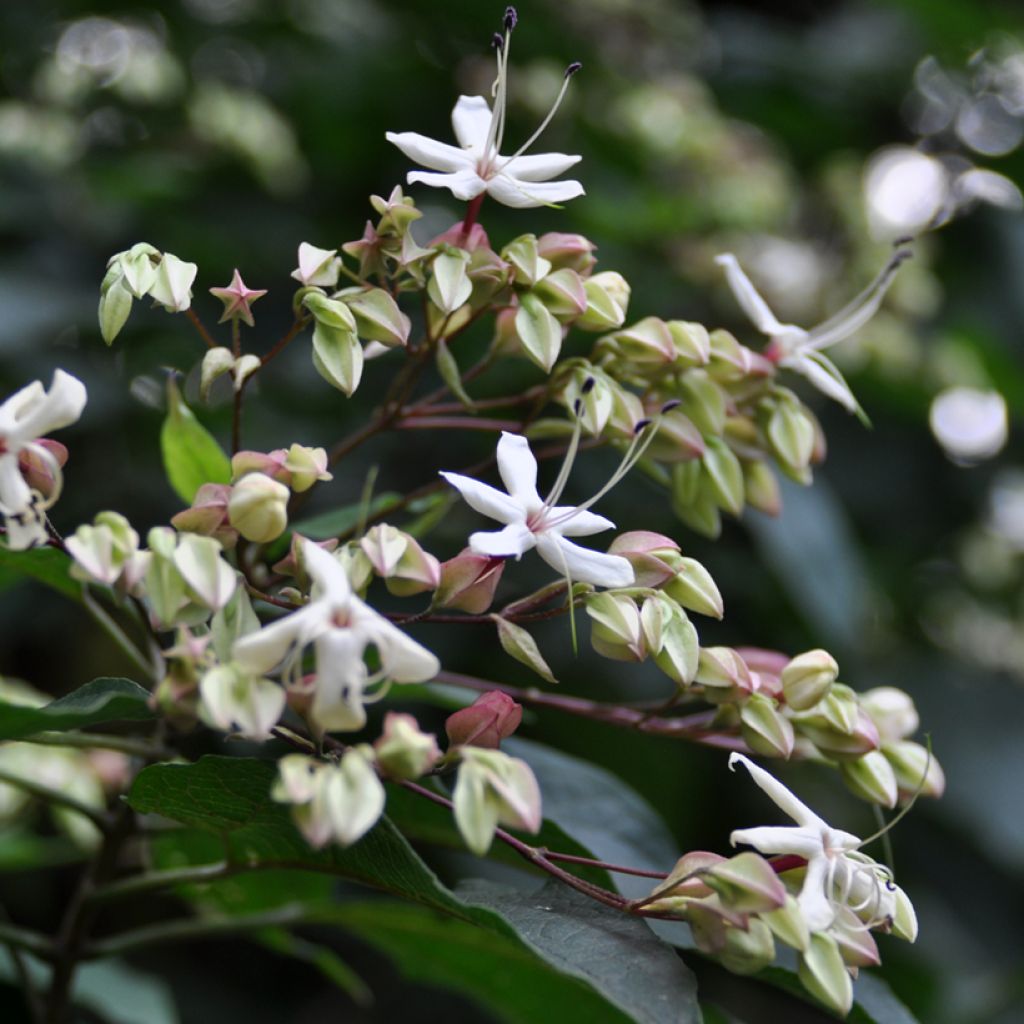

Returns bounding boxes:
[715,249,911,414]
[232,539,439,732]
[929,386,1008,462]
[0,369,87,550]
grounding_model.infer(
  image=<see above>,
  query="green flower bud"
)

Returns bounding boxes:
[762,894,810,952]
[661,556,724,619]
[338,287,411,347]
[840,749,898,808]
[514,292,563,371]
[702,436,745,516]
[312,321,363,396]
[428,248,473,315]
[228,472,290,543]
[740,692,795,759]
[743,459,782,516]
[860,686,919,742]
[302,291,358,331]
[798,933,853,1017]
[502,233,551,287]
[781,649,839,711]
[696,647,754,702]
[533,268,587,320]
[536,232,596,273]
[883,740,945,801]
[375,712,441,780]
[576,271,630,331]
[719,918,776,976]
[651,600,699,685]
[676,369,726,436]
[667,321,711,366]
[704,851,787,914]
[586,592,645,661]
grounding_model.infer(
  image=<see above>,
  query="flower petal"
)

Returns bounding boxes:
[729,824,822,860]
[440,471,524,525]
[233,604,327,676]
[8,370,87,443]
[351,600,440,683]
[496,433,541,506]
[546,506,615,537]
[469,522,536,559]
[486,175,585,209]
[536,534,634,588]
[0,455,32,517]
[797,854,837,931]
[0,382,43,434]
[385,131,474,174]
[301,538,352,606]
[451,95,494,153]
[311,631,369,732]
[502,152,582,182]
[728,752,829,830]
[783,351,860,413]
[407,169,488,201]
[714,253,788,337]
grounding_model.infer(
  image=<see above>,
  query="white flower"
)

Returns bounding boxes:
[199,664,285,740]
[232,538,439,732]
[715,249,910,413]
[728,753,910,934]
[0,370,87,550]
[290,242,341,288]
[148,253,198,313]
[386,20,583,210]
[440,432,634,589]
[273,750,385,848]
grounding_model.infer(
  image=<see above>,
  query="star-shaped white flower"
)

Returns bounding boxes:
[728,752,908,933]
[386,94,584,210]
[440,432,634,589]
[0,370,87,550]
[232,539,439,732]
[715,248,910,413]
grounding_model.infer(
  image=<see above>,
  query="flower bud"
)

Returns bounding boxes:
[740,692,795,759]
[145,527,188,626]
[586,592,645,661]
[514,292,563,371]
[762,894,810,952]
[696,647,754,702]
[860,686,919,742]
[174,534,238,612]
[537,232,596,274]
[743,459,782,516]
[199,664,285,739]
[338,287,411,347]
[428,248,473,314]
[765,396,816,475]
[883,740,945,801]
[644,408,705,462]
[890,883,919,942]
[840,749,898,808]
[651,600,700,685]
[445,691,522,750]
[200,347,236,401]
[370,185,423,236]
[118,243,159,298]
[708,329,774,380]
[452,747,541,855]
[149,252,198,312]
[302,291,359,331]
[703,851,787,914]
[676,370,726,436]
[282,444,332,493]
[793,708,880,761]
[228,472,290,543]
[375,712,441,780]
[171,483,237,548]
[563,368,614,435]
[702,436,745,515]
[18,438,68,499]
[798,934,853,1017]
[607,531,679,588]
[67,511,140,586]
[533,268,587,320]
[781,649,838,711]
[360,524,440,596]
[502,233,551,286]
[291,242,341,288]
[667,321,711,366]
[662,556,724,619]
[610,317,676,365]
[831,905,881,968]
[434,550,505,613]
[577,271,630,331]
[312,320,363,396]
[719,918,777,976]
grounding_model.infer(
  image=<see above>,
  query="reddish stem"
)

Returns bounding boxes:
[185,309,217,350]
[394,416,523,432]
[460,194,486,241]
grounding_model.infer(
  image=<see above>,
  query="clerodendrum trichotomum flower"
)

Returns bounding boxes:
[441,431,635,589]
[232,538,439,732]
[715,247,912,413]
[386,10,584,209]
[0,369,86,550]
[728,753,916,937]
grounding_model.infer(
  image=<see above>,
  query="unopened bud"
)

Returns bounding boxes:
[291,242,341,288]
[719,918,776,976]
[576,271,630,331]
[740,692,795,759]
[860,686,919,742]
[586,592,645,661]
[696,647,754,702]
[536,232,596,274]
[704,851,787,914]
[375,712,441,780]
[435,550,505,613]
[663,556,724,619]
[228,472,290,543]
[798,934,853,1017]
[667,321,711,366]
[840,749,898,808]
[445,691,522,750]
[883,740,945,801]
[781,649,838,711]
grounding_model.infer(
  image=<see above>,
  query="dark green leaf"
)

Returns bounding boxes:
[324,900,635,1024]
[0,545,80,601]
[0,677,152,741]
[459,879,700,1024]
[160,376,231,504]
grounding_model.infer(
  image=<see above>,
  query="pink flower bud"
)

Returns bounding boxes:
[18,439,67,498]
[231,450,290,485]
[170,483,237,549]
[445,690,522,750]
[429,221,492,252]
[435,550,506,613]
[537,232,597,274]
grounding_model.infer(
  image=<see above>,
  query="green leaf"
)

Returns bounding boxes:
[493,616,558,683]
[0,544,80,601]
[288,492,401,542]
[460,879,700,1024]
[160,376,231,504]
[0,828,85,871]
[0,677,152,741]
[128,756,471,918]
[326,899,634,1024]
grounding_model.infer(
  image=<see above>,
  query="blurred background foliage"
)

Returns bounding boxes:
[1,0,1023,1021]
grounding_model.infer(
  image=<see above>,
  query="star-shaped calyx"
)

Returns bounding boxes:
[209,269,267,328]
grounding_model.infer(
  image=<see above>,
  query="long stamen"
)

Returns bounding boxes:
[499,62,582,168]
[484,11,516,161]
[803,244,913,353]
[541,397,586,511]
